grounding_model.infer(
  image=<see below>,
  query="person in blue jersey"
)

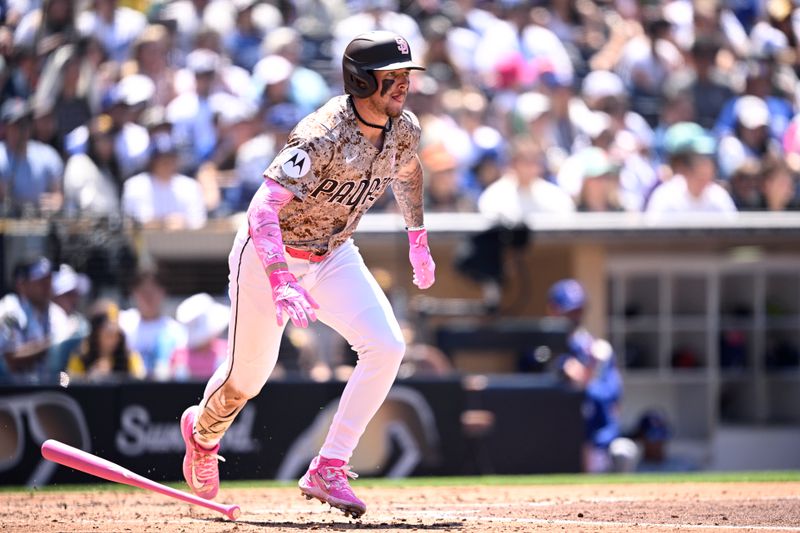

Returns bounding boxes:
[548,278,636,473]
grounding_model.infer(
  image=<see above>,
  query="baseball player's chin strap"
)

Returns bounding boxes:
[349,95,393,133]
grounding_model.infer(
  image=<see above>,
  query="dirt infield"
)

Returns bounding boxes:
[3,481,799,532]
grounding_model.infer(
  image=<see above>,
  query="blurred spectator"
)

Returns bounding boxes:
[33,44,93,152]
[576,147,623,212]
[548,278,636,473]
[661,121,706,173]
[537,72,582,160]
[119,269,186,381]
[1,45,39,100]
[511,90,570,175]
[612,13,683,126]
[749,0,795,59]
[253,53,296,110]
[632,409,696,472]
[729,157,797,215]
[258,26,331,113]
[332,0,425,74]
[760,155,797,211]
[140,104,173,138]
[230,103,297,213]
[646,122,737,215]
[199,98,260,216]
[52,263,90,318]
[122,133,207,229]
[686,36,734,130]
[419,15,462,88]
[102,80,152,179]
[537,2,584,60]
[783,113,800,162]
[717,95,782,179]
[0,98,63,217]
[419,3,480,83]
[421,88,477,181]
[13,0,77,55]
[67,299,146,381]
[63,114,122,217]
[478,137,574,224]
[580,69,654,152]
[691,0,751,60]
[0,0,796,234]
[150,0,208,57]
[172,26,253,101]
[207,0,283,46]
[31,100,60,151]
[127,24,177,107]
[474,1,573,90]
[653,74,697,164]
[0,257,70,380]
[437,88,504,194]
[613,129,659,212]
[396,320,453,379]
[251,52,321,170]
[167,48,224,173]
[556,111,616,202]
[728,158,763,211]
[170,292,229,381]
[223,0,264,72]
[420,143,475,213]
[588,0,644,73]
[76,0,146,63]
[486,52,537,116]
[0,55,8,101]
[49,262,92,373]
[632,409,670,469]
[466,150,505,203]
[715,59,794,144]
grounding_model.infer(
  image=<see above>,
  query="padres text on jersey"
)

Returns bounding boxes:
[263,95,421,255]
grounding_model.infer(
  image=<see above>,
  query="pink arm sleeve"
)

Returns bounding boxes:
[247,179,295,273]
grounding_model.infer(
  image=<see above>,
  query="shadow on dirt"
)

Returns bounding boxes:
[215,519,463,530]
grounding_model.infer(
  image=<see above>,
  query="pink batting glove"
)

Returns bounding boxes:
[268,270,320,328]
[408,228,436,290]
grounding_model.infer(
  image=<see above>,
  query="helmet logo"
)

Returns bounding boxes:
[395,37,409,55]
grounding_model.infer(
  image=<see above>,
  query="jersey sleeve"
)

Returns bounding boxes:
[262,120,335,200]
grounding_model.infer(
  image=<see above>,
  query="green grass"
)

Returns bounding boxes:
[354,470,800,487]
[3,470,799,493]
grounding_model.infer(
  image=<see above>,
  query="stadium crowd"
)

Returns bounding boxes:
[2,0,800,223]
[2,0,800,384]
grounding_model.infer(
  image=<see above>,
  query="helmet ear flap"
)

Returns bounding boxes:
[343,58,377,98]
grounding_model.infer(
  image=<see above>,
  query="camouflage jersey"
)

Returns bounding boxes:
[262,95,421,255]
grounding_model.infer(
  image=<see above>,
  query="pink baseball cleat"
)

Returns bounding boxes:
[180,405,224,500]
[299,456,366,519]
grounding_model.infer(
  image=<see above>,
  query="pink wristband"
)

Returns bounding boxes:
[408,228,427,246]
[268,269,296,289]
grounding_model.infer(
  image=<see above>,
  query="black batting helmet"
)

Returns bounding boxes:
[342,31,425,98]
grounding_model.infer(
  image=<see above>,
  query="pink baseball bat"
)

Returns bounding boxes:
[41,439,240,521]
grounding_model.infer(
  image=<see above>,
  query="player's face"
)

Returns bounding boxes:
[370,69,412,119]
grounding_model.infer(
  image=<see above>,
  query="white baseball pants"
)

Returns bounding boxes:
[194,225,406,462]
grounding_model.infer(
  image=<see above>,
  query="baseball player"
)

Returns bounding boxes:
[179,31,435,519]
[548,279,627,473]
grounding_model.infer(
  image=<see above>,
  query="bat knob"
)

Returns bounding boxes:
[226,505,241,521]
